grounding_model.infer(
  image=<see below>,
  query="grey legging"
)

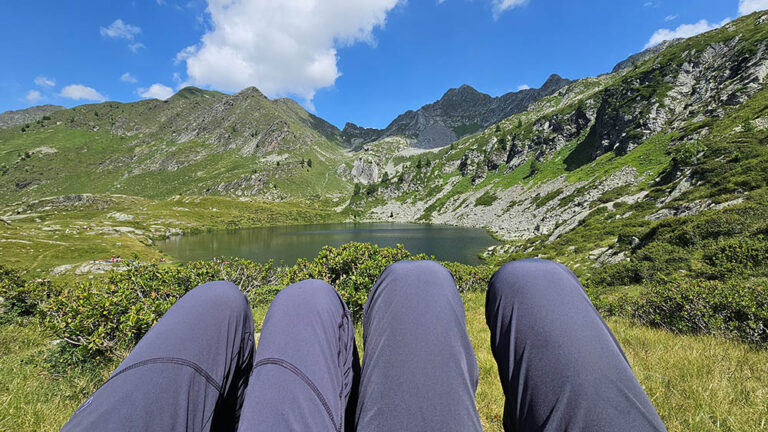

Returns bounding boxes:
[61,259,666,431]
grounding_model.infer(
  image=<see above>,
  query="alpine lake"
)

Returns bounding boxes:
[157,223,500,266]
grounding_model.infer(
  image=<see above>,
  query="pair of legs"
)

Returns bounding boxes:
[61,259,665,431]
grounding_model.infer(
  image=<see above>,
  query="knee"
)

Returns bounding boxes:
[376,260,456,297]
[271,279,345,316]
[184,281,251,319]
[383,260,451,281]
[488,259,580,303]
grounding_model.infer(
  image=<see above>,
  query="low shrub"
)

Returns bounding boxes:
[283,242,429,319]
[44,259,280,360]
[442,262,494,293]
[588,242,690,291]
[474,190,499,207]
[4,243,497,363]
[628,277,768,346]
[0,265,56,323]
[702,236,768,279]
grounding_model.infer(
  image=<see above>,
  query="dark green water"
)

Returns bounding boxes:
[156,223,499,265]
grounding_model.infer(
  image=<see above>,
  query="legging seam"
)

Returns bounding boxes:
[104,357,223,394]
[253,357,339,432]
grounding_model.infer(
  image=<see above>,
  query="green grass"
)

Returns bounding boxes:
[2,292,766,431]
[0,194,340,276]
[0,324,118,432]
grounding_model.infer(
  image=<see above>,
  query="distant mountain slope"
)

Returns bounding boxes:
[0,87,351,202]
[342,74,571,149]
[352,11,768,244]
[611,39,681,73]
[0,105,65,129]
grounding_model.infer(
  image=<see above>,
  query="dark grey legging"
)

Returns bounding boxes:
[486,259,666,431]
[61,259,665,431]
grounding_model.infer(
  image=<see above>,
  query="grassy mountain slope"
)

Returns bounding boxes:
[0,87,351,203]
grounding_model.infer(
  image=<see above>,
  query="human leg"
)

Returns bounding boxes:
[355,260,482,432]
[486,259,666,431]
[238,279,359,432]
[61,281,255,432]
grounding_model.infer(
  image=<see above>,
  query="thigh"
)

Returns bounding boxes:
[486,259,666,431]
[61,281,255,432]
[238,279,359,432]
[356,260,482,432]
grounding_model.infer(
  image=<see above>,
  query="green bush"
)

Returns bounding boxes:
[0,265,56,323]
[44,259,280,360]
[642,207,766,247]
[587,242,691,292]
[35,243,493,362]
[628,277,768,346]
[442,262,493,293]
[474,190,499,207]
[283,242,428,319]
[702,236,768,279]
[670,140,706,167]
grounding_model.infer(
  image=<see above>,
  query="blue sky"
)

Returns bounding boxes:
[0,0,763,129]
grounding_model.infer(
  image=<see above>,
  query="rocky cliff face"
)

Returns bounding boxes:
[0,105,65,129]
[343,74,572,149]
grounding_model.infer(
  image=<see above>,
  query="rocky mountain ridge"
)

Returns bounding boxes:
[342,74,572,149]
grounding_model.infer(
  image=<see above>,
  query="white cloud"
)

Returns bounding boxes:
[100,19,141,40]
[139,83,175,100]
[517,84,530,91]
[664,14,678,22]
[59,84,106,101]
[739,0,768,15]
[176,0,400,107]
[34,76,55,87]
[121,72,138,83]
[128,42,146,53]
[492,0,527,18]
[644,18,731,49]
[26,90,43,104]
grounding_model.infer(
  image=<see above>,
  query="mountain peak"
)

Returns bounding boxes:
[235,86,268,99]
[540,74,570,92]
[171,86,224,101]
[442,84,482,99]
[0,104,65,129]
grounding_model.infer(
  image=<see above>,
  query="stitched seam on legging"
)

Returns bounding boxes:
[104,357,222,394]
[253,357,339,432]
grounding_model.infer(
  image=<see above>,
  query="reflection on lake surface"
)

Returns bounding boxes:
[156,223,500,265]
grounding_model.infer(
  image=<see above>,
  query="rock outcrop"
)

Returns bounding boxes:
[0,105,65,129]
